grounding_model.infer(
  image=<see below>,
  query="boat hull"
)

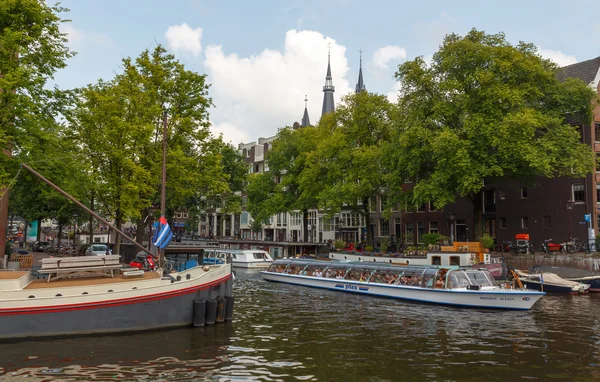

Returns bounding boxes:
[261,272,542,310]
[568,276,600,292]
[0,265,233,340]
[520,279,586,294]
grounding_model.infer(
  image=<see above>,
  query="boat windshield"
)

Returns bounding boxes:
[465,270,497,287]
[268,263,288,273]
[369,269,402,285]
[447,270,472,289]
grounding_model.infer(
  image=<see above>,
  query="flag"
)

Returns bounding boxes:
[152,221,159,243]
[540,273,544,285]
[154,216,173,249]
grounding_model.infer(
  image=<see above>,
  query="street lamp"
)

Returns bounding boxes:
[449,210,456,244]
[566,200,575,241]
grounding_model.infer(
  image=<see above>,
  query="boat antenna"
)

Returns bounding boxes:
[20,163,154,257]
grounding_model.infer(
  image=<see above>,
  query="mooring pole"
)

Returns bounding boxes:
[20,163,154,257]
[159,109,168,266]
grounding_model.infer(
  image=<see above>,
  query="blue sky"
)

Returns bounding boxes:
[50,0,600,144]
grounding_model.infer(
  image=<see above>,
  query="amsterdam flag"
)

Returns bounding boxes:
[153,216,173,249]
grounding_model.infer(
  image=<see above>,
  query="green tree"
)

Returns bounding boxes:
[304,92,396,246]
[387,29,596,239]
[1,0,74,256]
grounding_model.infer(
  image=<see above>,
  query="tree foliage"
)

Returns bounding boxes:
[386,29,596,238]
[304,92,396,245]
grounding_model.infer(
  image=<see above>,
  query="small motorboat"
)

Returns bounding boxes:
[515,270,589,294]
[530,265,600,292]
[261,259,544,310]
[205,249,274,269]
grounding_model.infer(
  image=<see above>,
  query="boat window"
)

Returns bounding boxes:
[286,264,306,275]
[231,254,237,259]
[253,252,266,259]
[450,256,461,266]
[268,263,288,273]
[302,264,328,276]
[369,270,400,285]
[465,270,496,287]
[345,268,374,282]
[447,270,471,288]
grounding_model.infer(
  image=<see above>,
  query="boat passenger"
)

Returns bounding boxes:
[435,277,444,288]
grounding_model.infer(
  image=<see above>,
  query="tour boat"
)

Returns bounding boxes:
[261,259,543,310]
[205,249,274,269]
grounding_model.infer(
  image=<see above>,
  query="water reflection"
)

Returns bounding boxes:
[1,269,600,381]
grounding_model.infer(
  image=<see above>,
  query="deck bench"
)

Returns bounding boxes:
[39,255,122,283]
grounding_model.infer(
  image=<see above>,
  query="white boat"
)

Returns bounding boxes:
[261,259,544,310]
[205,249,274,269]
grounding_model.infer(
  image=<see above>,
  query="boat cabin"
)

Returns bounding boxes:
[266,259,497,290]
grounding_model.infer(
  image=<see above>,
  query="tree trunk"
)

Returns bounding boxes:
[135,210,145,246]
[473,190,484,241]
[88,190,94,245]
[302,210,309,242]
[57,224,63,248]
[363,197,372,247]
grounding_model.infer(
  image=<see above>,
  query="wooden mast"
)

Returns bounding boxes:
[20,163,154,257]
[159,109,168,265]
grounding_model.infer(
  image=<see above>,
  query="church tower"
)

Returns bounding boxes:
[321,49,335,117]
[355,50,366,94]
[301,95,311,127]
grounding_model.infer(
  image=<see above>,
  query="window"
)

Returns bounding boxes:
[500,217,507,229]
[499,189,506,200]
[380,219,390,236]
[428,201,437,212]
[176,212,182,218]
[521,216,528,229]
[520,187,527,199]
[405,223,414,245]
[380,195,387,212]
[597,184,600,204]
[543,215,551,229]
[417,203,426,212]
[241,212,249,225]
[290,212,302,226]
[246,149,250,158]
[573,183,585,203]
[242,196,248,207]
[431,256,441,265]
[450,256,460,266]
[429,221,439,234]
[596,123,600,143]
[182,211,188,218]
[417,222,425,243]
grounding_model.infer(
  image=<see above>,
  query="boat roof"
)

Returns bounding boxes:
[271,258,461,273]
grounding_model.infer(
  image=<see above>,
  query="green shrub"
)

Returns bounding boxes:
[334,240,345,249]
[421,233,442,247]
[380,237,389,253]
[480,233,495,250]
[365,245,374,252]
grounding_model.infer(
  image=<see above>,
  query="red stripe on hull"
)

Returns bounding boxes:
[0,274,231,316]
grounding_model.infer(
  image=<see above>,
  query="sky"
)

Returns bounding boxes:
[48,0,600,146]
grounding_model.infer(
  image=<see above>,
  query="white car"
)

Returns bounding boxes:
[85,244,111,256]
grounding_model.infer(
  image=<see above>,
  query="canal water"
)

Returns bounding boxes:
[1,269,600,381]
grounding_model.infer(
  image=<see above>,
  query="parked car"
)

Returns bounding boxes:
[85,244,111,256]
[32,241,50,252]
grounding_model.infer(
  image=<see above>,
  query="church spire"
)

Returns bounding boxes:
[301,95,311,127]
[355,49,366,94]
[321,45,335,117]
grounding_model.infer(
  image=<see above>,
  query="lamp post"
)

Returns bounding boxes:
[449,210,456,244]
[566,200,575,241]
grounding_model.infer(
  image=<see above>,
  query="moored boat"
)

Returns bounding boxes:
[206,249,274,269]
[260,259,543,310]
[0,259,232,340]
[530,265,600,292]
[514,270,589,294]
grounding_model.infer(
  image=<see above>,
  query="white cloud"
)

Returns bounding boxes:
[203,29,352,143]
[165,23,203,57]
[412,13,457,52]
[372,45,407,69]
[386,82,402,104]
[211,121,251,146]
[61,24,112,49]
[538,48,577,67]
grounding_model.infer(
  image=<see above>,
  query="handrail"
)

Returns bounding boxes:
[510,269,524,289]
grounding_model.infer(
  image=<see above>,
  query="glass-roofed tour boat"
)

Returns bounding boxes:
[260,259,544,310]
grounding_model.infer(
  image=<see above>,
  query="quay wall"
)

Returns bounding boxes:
[503,254,600,272]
